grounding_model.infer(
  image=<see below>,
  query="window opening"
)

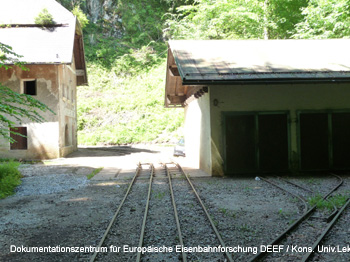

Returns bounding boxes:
[24,80,36,95]
[65,124,69,146]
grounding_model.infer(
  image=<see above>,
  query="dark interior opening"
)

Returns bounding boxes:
[332,113,350,168]
[225,113,289,174]
[225,115,256,173]
[300,113,329,170]
[24,80,36,96]
[259,114,289,172]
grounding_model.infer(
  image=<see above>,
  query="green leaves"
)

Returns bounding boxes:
[164,0,308,40]
[72,6,89,29]
[0,84,54,143]
[34,8,55,26]
[293,0,350,39]
[0,42,26,69]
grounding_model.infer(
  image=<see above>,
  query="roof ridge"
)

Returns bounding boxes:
[1,24,69,28]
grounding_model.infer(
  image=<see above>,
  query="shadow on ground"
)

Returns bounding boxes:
[67,146,160,158]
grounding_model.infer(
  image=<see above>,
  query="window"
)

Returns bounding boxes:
[23,80,36,95]
[10,127,28,150]
[65,124,70,146]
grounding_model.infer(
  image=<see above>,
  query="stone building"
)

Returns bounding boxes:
[165,40,350,175]
[0,0,87,159]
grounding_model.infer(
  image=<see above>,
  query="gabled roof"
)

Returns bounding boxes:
[169,39,350,85]
[0,0,76,64]
[0,0,88,85]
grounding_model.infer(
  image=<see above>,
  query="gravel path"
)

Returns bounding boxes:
[0,158,349,262]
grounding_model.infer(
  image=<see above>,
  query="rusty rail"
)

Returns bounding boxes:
[249,174,343,262]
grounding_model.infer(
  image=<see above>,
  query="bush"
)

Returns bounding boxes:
[0,161,22,199]
[72,6,89,29]
[34,8,55,26]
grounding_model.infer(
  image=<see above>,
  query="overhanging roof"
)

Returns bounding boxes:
[169,39,350,84]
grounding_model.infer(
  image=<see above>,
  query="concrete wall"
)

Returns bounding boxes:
[0,61,78,159]
[209,83,350,174]
[184,93,211,175]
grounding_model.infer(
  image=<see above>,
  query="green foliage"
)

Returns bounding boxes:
[293,0,350,39]
[165,0,265,40]
[78,60,184,145]
[308,194,349,211]
[267,0,308,39]
[56,0,86,10]
[164,0,307,40]
[116,0,174,45]
[34,8,55,26]
[0,161,22,199]
[0,84,54,142]
[72,6,89,29]
[0,42,25,69]
[87,167,103,179]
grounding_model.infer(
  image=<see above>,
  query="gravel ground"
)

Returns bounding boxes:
[0,149,349,262]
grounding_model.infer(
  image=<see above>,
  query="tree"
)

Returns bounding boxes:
[164,0,266,40]
[267,0,308,39]
[293,0,350,39]
[72,6,89,29]
[164,0,307,40]
[0,43,53,142]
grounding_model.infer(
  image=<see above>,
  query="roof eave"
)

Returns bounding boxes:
[182,77,350,85]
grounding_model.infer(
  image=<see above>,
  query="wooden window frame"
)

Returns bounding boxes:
[10,127,28,150]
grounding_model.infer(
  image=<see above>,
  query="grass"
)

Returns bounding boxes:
[154,190,166,200]
[77,60,184,146]
[87,167,103,179]
[308,193,349,211]
[219,207,236,218]
[0,161,22,199]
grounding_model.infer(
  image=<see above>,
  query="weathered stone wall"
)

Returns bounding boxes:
[0,65,60,159]
[0,62,78,160]
[57,58,78,158]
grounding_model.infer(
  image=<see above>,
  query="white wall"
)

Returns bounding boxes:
[184,93,211,174]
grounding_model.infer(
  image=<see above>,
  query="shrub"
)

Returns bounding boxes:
[0,161,22,199]
[34,8,55,26]
[72,6,89,29]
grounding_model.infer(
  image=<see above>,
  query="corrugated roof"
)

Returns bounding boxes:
[0,0,76,64]
[169,40,350,84]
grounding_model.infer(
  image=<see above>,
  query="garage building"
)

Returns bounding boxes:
[165,40,350,175]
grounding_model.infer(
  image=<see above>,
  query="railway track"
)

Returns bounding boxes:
[249,174,349,262]
[89,162,233,262]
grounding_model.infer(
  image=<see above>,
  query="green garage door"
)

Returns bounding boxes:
[225,115,256,173]
[259,114,289,172]
[299,112,350,170]
[225,113,289,174]
[299,113,329,170]
[332,113,350,168]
